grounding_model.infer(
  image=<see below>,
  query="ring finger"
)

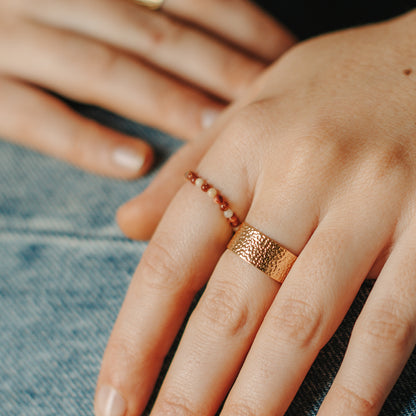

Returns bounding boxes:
[219,189,399,415]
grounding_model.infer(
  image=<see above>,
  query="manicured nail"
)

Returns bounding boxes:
[95,385,126,416]
[113,147,144,172]
[201,109,221,129]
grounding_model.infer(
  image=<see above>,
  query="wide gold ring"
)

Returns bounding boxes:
[227,222,297,284]
[133,0,164,10]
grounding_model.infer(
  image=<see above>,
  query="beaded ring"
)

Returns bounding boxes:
[185,171,241,232]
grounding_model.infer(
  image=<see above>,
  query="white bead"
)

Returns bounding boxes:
[224,209,233,219]
[207,188,217,198]
[195,178,204,188]
[233,226,240,232]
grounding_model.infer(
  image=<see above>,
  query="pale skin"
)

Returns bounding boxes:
[0,0,294,178]
[96,9,416,416]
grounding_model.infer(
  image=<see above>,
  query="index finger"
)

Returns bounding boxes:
[95,159,251,416]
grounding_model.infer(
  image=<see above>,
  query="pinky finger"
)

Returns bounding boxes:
[318,229,416,416]
[0,77,153,179]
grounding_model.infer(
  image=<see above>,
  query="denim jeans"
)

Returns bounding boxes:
[1,105,415,415]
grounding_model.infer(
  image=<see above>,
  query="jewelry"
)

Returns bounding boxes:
[133,0,164,10]
[185,171,241,232]
[227,222,297,283]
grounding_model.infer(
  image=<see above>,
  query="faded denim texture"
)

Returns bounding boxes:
[1,105,415,415]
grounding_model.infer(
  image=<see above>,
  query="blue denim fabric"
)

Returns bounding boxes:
[1,106,415,415]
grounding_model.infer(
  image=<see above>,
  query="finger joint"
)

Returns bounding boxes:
[330,383,378,415]
[139,237,190,293]
[268,297,322,349]
[222,402,259,416]
[358,306,414,352]
[197,280,250,338]
[154,395,197,416]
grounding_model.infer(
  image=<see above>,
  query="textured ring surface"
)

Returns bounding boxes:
[227,222,297,283]
[133,0,164,10]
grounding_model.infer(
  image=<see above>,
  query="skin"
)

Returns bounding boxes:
[0,0,294,178]
[96,8,416,416]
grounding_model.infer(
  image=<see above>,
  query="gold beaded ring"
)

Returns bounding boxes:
[185,171,241,232]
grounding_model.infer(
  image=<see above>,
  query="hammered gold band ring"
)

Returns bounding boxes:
[133,0,164,10]
[227,222,297,284]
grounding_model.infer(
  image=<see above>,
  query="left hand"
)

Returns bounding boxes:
[96,9,416,416]
[0,0,294,178]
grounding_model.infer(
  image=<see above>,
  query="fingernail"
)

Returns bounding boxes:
[113,147,144,172]
[201,109,221,129]
[95,385,126,416]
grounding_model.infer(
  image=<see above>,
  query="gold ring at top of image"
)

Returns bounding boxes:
[133,0,164,10]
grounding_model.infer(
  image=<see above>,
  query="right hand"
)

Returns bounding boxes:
[97,11,416,415]
[0,0,295,178]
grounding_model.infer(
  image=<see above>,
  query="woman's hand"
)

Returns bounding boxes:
[96,9,416,416]
[0,0,294,178]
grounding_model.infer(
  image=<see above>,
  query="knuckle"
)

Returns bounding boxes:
[222,402,258,416]
[282,125,354,186]
[290,128,341,164]
[268,297,322,349]
[89,46,124,84]
[139,237,188,293]
[161,18,186,44]
[155,395,197,416]
[358,305,413,351]
[331,384,377,414]
[221,101,267,149]
[147,15,185,51]
[104,338,135,372]
[102,336,162,383]
[363,141,413,184]
[291,131,329,156]
[197,281,249,337]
